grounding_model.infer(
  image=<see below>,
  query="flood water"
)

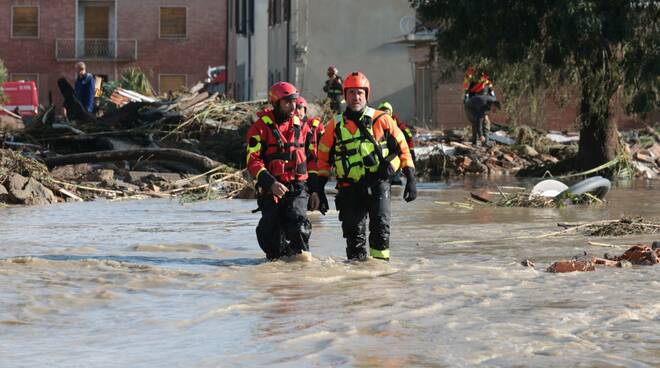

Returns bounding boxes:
[1,178,659,367]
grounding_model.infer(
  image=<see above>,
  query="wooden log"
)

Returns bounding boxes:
[43,148,223,173]
[57,78,97,123]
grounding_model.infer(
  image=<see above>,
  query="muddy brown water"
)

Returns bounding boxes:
[1,178,659,367]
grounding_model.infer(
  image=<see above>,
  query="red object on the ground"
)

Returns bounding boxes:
[1,81,38,117]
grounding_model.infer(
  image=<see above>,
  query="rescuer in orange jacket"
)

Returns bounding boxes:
[246,82,320,261]
[314,72,417,261]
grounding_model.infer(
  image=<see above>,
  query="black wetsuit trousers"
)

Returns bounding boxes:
[256,182,311,260]
[465,108,489,145]
[335,180,391,260]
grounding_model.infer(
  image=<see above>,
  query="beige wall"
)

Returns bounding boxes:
[293,0,415,121]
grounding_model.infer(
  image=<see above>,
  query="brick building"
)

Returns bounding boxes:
[0,0,228,107]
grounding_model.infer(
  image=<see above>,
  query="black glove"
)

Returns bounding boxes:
[403,167,417,202]
[256,170,276,191]
[317,176,329,215]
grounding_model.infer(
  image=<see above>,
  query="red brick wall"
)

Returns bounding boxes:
[0,0,227,108]
[0,0,76,107]
[115,0,227,94]
[432,81,652,132]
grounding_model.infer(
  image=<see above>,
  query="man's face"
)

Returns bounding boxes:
[278,98,296,118]
[383,108,392,116]
[296,105,306,118]
[346,88,367,111]
[77,67,85,77]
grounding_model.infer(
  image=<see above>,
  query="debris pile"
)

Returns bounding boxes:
[542,242,660,273]
[1,79,261,206]
[414,124,660,179]
[559,216,660,237]
[0,147,251,206]
[622,126,660,179]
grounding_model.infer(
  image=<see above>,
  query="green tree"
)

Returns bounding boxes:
[411,0,659,171]
[119,67,154,96]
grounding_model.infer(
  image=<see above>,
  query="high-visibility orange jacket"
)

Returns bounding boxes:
[317,107,414,184]
[246,109,313,184]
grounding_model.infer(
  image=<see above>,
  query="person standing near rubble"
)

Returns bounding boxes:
[314,72,417,261]
[74,61,95,113]
[464,94,501,146]
[246,82,320,261]
[323,66,343,113]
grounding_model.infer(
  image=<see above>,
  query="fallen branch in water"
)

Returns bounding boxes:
[441,220,618,245]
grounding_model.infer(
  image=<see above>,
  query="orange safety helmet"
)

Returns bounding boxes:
[268,82,299,104]
[296,96,307,110]
[343,71,370,100]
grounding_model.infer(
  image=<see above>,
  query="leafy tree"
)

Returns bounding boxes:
[119,67,154,96]
[411,0,659,171]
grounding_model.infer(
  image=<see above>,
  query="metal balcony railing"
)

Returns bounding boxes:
[55,39,137,61]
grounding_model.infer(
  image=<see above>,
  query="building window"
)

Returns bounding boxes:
[159,74,187,94]
[236,0,246,34]
[268,0,274,26]
[11,6,39,38]
[160,7,187,39]
[283,0,290,22]
[274,0,281,24]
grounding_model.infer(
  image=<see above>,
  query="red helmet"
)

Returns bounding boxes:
[268,82,299,104]
[343,71,370,99]
[296,96,307,110]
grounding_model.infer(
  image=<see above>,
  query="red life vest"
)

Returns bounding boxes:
[259,112,309,183]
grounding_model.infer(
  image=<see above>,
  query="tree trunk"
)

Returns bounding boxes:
[43,148,223,173]
[576,62,620,175]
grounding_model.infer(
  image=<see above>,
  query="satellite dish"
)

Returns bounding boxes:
[400,15,419,34]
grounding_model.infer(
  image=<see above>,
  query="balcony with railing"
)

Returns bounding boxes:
[55,39,137,61]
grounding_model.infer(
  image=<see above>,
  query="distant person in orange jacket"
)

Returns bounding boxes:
[314,72,416,261]
[463,66,495,103]
[245,82,319,261]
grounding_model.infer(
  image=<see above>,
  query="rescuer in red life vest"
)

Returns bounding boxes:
[245,82,320,261]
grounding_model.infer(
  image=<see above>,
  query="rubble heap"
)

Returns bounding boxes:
[414,124,660,179]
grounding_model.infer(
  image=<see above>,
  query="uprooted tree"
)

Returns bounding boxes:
[410,0,659,172]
